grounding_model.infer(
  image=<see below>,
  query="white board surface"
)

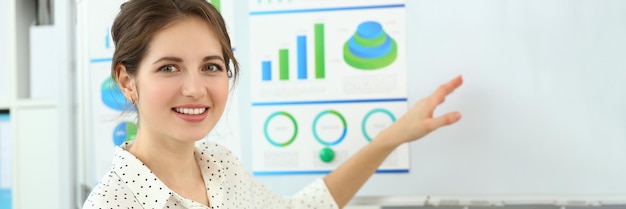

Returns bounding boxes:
[235,0,626,203]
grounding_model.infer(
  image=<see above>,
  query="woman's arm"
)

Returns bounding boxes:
[324,75,464,208]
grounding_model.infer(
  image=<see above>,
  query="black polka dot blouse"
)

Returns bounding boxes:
[82,141,338,209]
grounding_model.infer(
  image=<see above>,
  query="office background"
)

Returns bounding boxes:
[0,0,625,208]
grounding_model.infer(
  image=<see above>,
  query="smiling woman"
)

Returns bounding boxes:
[82,0,464,208]
[118,15,229,144]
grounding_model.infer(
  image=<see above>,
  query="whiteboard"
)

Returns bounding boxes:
[234,0,626,202]
[77,0,626,205]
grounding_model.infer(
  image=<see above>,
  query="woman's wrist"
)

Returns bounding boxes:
[371,126,405,151]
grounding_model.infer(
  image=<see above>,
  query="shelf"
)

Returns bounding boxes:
[15,99,57,108]
[0,102,10,110]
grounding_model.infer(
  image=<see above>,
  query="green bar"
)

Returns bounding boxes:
[279,49,289,80]
[314,23,325,79]
[211,0,221,12]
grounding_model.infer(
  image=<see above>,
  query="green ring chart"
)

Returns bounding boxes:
[264,111,299,147]
[361,108,396,141]
[312,110,348,146]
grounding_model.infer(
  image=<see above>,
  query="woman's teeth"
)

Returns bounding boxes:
[174,107,207,115]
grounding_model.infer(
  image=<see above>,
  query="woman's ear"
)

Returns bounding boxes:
[116,63,136,103]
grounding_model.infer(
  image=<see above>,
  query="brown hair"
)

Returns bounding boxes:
[110,0,238,82]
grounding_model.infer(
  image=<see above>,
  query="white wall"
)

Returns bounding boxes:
[0,1,11,104]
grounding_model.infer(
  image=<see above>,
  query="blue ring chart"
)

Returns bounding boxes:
[361,108,396,142]
[312,110,348,146]
[263,111,298,147]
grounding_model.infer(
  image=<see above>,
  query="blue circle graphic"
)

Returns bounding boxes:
[348,35,393,59]
[113,121,137,146]
[101,77,131,111]
[312,110,348,146]
[357,21,384,39]
[361,108,396,142]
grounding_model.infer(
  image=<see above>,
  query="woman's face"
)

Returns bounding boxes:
[131,16,229,142]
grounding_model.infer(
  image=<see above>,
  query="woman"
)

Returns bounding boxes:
[83,0,463,208]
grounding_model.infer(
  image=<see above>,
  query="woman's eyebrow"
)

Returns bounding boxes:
[153,56,183,64]
[203,55,224,63]
[152,56,224,64]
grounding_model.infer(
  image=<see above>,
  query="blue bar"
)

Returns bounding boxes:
[297,35,307,80]
[105,28,110,49]
[250,4,405,15]
[252,98,407,106]
[262,61,272,81]
[90,57,113,63]
[0,189,12,209]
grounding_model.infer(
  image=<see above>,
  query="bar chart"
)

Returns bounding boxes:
[210,0,221,12]
[261,23,326,81]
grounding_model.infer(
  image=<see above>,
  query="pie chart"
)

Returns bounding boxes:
[113,121,137,146]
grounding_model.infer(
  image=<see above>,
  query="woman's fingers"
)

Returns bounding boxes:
[413,76,463,139]
[419,75,463,118]
[385,75,463,145]
[430,75,463,104]
[427,111,462,131]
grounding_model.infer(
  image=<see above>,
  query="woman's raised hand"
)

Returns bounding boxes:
[381,75,464,146]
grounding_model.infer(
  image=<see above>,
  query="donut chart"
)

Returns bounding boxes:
[362,108,396,141]
[264,111,299,147]
[312,110,348,146]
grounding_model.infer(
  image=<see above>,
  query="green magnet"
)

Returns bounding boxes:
[319,147,335,163]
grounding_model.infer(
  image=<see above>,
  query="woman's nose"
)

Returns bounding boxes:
[181,72,206,100]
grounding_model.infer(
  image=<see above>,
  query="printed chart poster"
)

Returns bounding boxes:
[84,0,239,185]
[249,0,409,175]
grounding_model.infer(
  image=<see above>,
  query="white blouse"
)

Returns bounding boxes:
[83,141,338,209]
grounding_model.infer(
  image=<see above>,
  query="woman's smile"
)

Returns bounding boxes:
[172,105,210,122]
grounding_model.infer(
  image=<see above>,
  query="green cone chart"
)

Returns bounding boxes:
[343,21,398,70]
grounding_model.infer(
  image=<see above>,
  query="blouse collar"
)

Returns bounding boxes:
[112,141,224,208]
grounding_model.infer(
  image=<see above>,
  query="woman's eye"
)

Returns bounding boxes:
[203,64,222,72]
[159,65,178,72]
